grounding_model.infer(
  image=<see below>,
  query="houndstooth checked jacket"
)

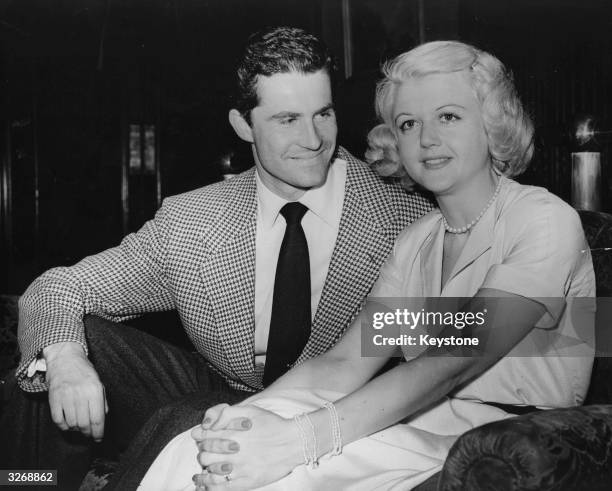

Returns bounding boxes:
[17,147,432,392]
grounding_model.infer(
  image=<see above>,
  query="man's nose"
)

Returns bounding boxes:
[299,119,323,150]
[420,122,441,148]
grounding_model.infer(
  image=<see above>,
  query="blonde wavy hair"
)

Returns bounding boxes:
[365,41,534,189]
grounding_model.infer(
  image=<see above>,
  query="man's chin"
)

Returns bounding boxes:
[282,164,326,190]
[299,167,331,190]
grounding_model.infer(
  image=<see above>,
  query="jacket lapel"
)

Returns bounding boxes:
[198,170,260,387]
[299,152,398,360]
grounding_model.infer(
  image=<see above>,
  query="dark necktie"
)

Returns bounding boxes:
[263,202,311,387]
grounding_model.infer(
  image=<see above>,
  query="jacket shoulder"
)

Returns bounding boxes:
[160,168,256,222]
[337,146,434,228]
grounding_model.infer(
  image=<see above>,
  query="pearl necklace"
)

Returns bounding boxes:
[442,177,503,234]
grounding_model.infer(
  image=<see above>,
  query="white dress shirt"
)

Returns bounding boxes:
[254,158,347,366]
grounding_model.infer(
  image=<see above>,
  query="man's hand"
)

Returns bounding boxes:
[43,342,108,441]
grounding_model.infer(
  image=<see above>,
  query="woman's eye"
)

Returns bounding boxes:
[280,117,297,125]
[399,119,418,131]
[440,113,459,123]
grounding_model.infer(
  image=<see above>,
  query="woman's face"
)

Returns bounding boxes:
[392,71,492,197]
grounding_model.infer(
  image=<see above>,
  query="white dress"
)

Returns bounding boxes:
[139,177,595,491]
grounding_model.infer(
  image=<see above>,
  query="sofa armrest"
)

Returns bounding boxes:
[439,405,612,491]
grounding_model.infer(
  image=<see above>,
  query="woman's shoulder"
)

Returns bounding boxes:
[496,178,581,230]
[393,208,442,251]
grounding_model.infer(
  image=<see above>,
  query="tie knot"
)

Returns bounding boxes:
[280,202,308,225]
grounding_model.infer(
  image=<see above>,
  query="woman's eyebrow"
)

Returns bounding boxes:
[394,112,415,123]
[435,103,466,111]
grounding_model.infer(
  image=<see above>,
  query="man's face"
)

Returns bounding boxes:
[234,70,337,200]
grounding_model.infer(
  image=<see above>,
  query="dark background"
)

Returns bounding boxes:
[1,0,612,294]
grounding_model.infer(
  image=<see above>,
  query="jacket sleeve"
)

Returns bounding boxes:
[17,202,176,392]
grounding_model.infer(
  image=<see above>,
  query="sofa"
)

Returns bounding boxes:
[1,210,612,490]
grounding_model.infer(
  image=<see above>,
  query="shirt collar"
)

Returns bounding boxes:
[256,158,347,229]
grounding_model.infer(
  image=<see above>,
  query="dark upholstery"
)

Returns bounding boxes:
[78,459,118,491]
[580,211,612,406]
[439,405,612,491]
[0,295,19,382]
[578,210,612,296]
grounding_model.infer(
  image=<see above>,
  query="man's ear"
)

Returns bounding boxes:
[229,109,254,143]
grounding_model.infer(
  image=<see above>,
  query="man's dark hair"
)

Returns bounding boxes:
[234,26,337,123]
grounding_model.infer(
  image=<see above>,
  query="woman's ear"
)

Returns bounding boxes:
[229,109,254,143]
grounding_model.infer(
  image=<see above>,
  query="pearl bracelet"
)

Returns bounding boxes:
[293,413,319,468]
[324,401,343,456]
[294,402,343,470]
[293,414,311,467]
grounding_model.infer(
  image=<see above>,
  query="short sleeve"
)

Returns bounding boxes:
[369,230,411,299]
[368,212,440,300]
[481,192,593,326]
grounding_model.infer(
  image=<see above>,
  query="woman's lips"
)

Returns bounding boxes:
[422,157,451,169]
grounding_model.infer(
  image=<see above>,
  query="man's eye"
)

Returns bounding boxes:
[440,113,459,123]
[317,110,335,119]
[280,117,297,125]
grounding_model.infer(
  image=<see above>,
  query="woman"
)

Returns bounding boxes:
[139,41,595,491]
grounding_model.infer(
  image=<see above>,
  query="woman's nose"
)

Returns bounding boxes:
[420,123,441,148]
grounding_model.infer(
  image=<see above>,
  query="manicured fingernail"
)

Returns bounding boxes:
[192,473,206,486]
[229,442,239,451]
[222,464,232,472]
[241,419,252,429]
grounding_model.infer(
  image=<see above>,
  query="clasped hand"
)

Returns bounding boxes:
[191,403,302,490]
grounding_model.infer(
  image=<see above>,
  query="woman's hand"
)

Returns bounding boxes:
[191,404,303,490]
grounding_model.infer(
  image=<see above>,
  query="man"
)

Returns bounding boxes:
[1,26,431,488]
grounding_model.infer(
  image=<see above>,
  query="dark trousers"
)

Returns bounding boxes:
[0,315,249,490]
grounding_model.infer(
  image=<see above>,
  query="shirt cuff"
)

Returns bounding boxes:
[26,358,47,378]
